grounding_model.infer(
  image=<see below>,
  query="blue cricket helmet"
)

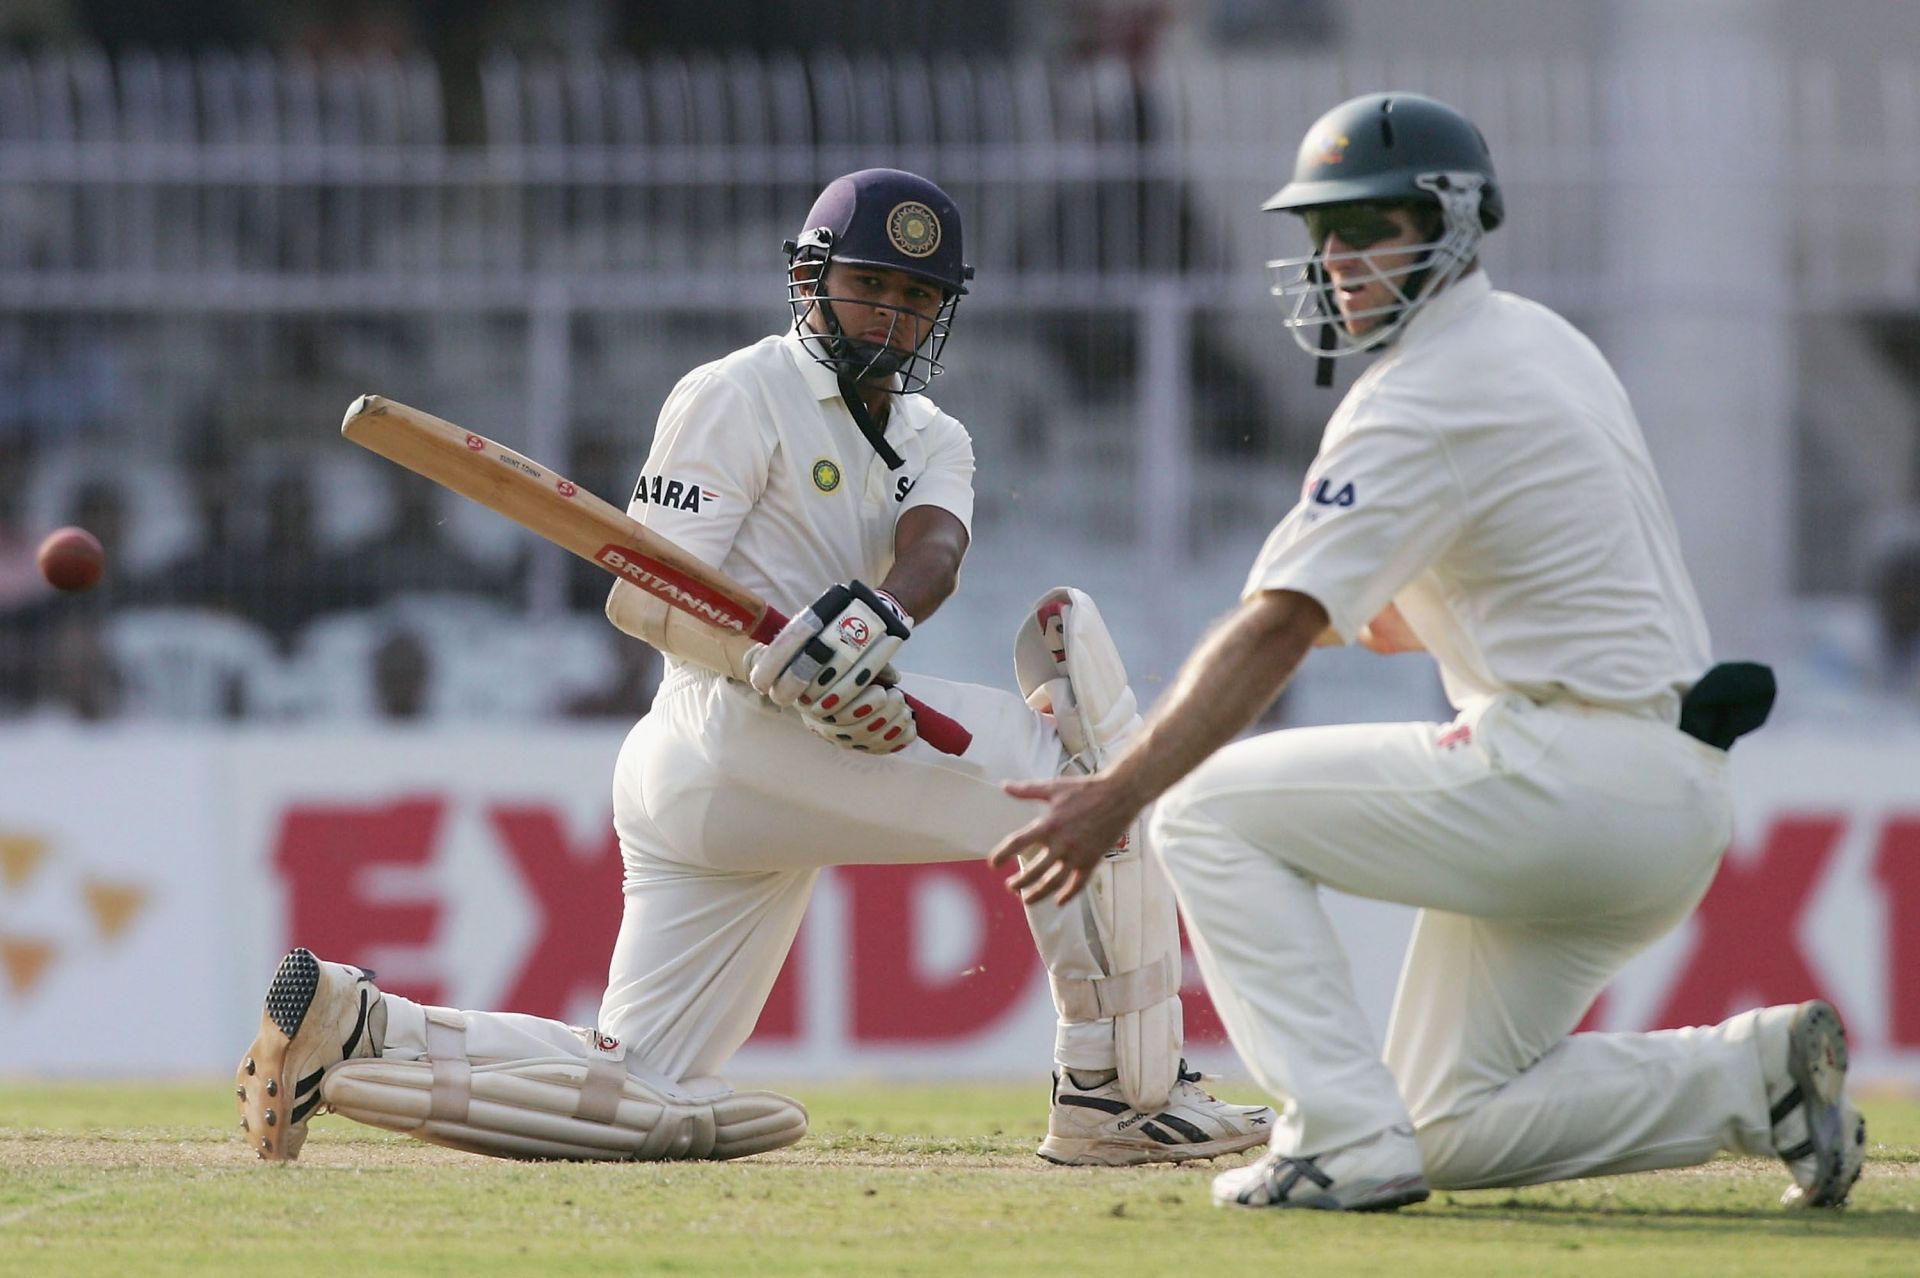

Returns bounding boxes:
[784,169,974,395]
[788,168,971,296]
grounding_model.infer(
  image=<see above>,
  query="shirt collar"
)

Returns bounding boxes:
[779,327,929,432]
[1399,269,1492,348]
[782,327,847,402]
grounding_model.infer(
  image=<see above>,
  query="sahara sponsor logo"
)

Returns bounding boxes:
[631,473,712,513]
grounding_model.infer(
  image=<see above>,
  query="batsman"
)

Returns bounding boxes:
[236,168,1271,1166]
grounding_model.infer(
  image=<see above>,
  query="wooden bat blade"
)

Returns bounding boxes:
[342,394,778,641]
[340,394,973,756]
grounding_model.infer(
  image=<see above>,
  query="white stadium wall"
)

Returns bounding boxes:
[1,723,1918,1086]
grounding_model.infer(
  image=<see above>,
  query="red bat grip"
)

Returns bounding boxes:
[754,604,971,756]
[895,691,973,757]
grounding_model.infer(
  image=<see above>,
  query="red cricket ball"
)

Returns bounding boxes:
[36,526,106,593]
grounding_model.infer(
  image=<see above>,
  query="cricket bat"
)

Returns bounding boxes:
[340,394,972,756]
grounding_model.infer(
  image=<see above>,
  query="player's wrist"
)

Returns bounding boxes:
[871,587,914,630]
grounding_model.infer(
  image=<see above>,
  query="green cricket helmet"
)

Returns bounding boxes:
[1263,92,1502,374]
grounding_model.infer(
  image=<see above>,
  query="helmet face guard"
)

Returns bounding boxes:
[785,233,962,396]
[782,168,972,396]
[1261,92,1502,367]
[1266,171,1490,360]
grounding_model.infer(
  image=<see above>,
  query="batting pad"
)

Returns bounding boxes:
[1015,587,1182,1112]
[321,1055,808,1162]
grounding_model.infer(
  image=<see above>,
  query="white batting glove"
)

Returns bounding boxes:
[801,680,919,753]
[747,581,915,736]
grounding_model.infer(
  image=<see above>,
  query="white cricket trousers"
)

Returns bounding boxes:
[378,666,1132,1082]
[1156,692,1781,1188]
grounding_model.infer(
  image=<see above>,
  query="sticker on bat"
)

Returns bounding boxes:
[596,544,755,632]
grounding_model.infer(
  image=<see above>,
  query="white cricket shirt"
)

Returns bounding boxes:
[626,330,977,617]
[1244,271,1713,719]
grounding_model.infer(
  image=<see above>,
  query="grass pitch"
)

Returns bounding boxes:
[1,1080,1915,1277]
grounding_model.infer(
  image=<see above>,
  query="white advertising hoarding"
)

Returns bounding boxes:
[1,725,1916,1085]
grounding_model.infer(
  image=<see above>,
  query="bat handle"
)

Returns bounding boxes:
[762,606,972,757]
[898,691,973,757]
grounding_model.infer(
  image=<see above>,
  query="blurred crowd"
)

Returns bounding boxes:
[0,427,661,724]
[8,412,1920,726]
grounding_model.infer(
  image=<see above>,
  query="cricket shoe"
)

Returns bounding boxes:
[1766,1000,1866,1208]
[236,947,383,1161]
[1212,1123,1429,1212]
[1038,1061,1274,1166]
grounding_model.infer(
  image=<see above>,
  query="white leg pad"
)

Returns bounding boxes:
[320,1015,806,1161]
[1015,587,1183,1111]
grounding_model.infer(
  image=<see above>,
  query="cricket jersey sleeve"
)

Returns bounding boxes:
[898,411,976,537]
[1242,414,1465,643]
[627,366,771,570]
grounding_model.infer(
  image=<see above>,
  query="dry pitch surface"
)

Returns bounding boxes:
[2,1080,1915,1277]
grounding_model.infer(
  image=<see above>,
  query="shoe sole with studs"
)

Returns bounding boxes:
[1782,1000,1864,1207]
[236,948,321,1162]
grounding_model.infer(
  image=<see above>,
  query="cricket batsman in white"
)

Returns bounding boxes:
[989,93,1866,1213]
[236,168,1271,1167]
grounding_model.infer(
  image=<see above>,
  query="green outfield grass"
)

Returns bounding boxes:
[1,1080,1915,1277]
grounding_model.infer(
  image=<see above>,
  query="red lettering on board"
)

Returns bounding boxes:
[488,806,621,1022]
[846,863,1040,1041]
[1873,816,1920,1046]
[273,798,445,1004]
[1653,815,1845,1027]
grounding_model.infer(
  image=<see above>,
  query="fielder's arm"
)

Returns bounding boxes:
[991,588,1329,904]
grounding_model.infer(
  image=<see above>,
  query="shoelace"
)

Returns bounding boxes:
[1176,1059,1218,1087]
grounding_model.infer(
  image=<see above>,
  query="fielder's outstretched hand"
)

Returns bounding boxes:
[989,774,1143,906]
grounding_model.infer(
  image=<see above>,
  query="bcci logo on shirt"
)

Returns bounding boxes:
[886,201,941,258]
[812,459,842,493]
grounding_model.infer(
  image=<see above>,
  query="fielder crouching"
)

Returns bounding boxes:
[988,93,1864,1214]
[236,168,1271,1167]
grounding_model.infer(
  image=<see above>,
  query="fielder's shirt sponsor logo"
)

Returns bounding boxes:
[1310,478,1357,507]
[631,473,711,512]
[894,474,917,504]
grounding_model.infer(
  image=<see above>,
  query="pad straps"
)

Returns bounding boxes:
[1049,954,1179,1021]
[424,1012,630,1128]
[577,1051,628,1125]
[424,1010,471,1124]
